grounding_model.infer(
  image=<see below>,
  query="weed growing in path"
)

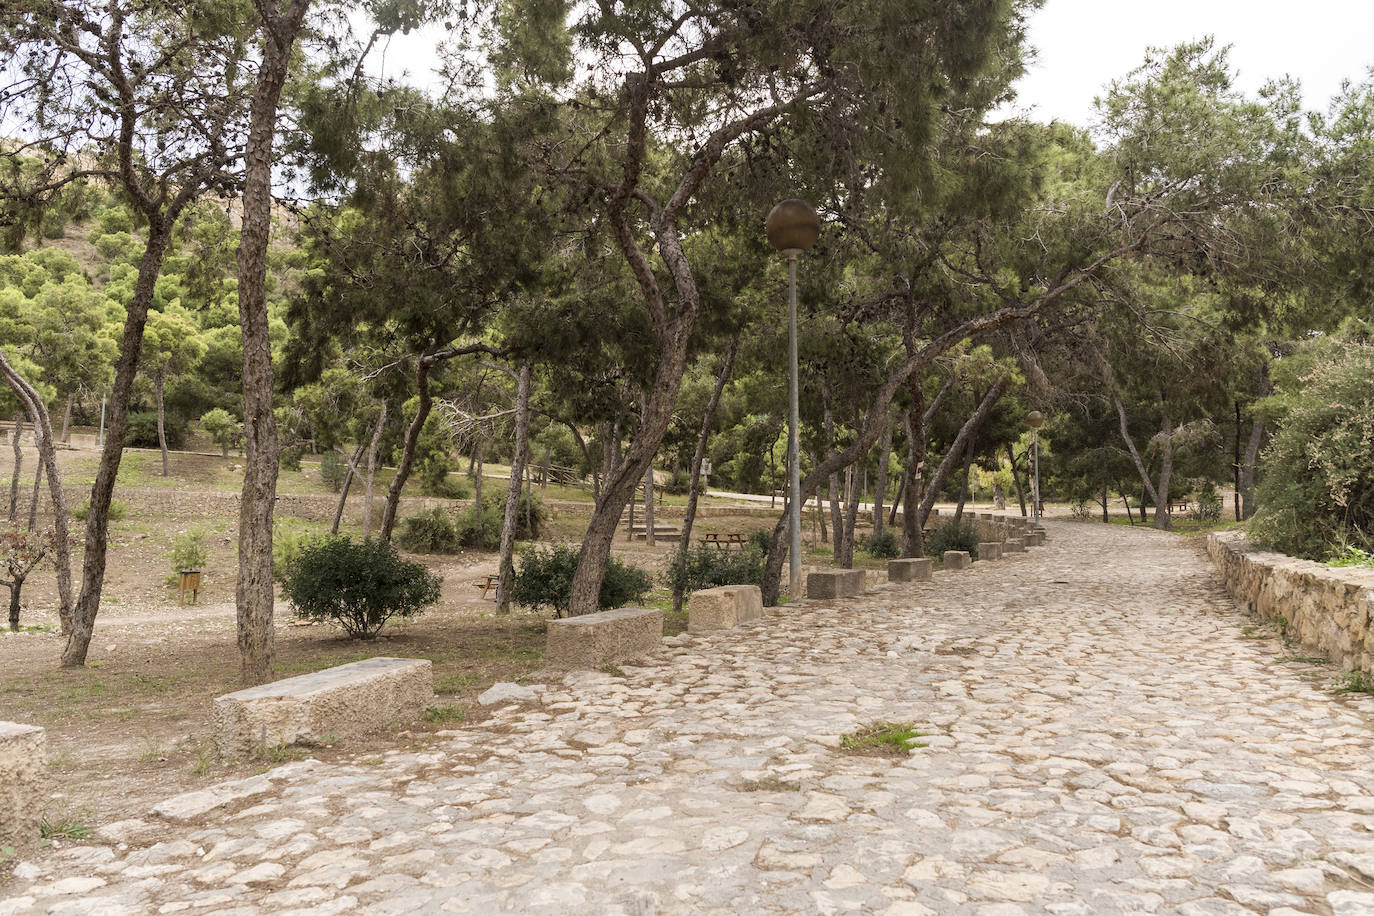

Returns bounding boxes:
[425,705,465,724]
[738,775,801,792]
[1332,672,1374,696]
[840,722,928,757]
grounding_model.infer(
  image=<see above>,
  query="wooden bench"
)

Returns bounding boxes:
[702,532,748,549]
[474,574,500,600]
[629,525,681,540]
[212,657,433,758]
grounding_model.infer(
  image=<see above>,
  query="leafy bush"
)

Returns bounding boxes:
[419,455,471,499]
[456,493,546,550]
[272,519,329,583]
[510,544,651,618]
[319,450,348,493]
[282,537,442,639]
[126,411,187,450]
[169,531,207,572]
[1251,342,1374,559]
[73,499,127,522]
[925,519,980,560]
[199,408,241,457]
[748,528,775,554]
[1327,541,1374,569]
[1191,481,1222,523]
[279,443,304,473]
[857,528,900,558]
[662,544,764,598]
[396,507,460,554]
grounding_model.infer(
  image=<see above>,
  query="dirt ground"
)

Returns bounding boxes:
[0,444,788,835]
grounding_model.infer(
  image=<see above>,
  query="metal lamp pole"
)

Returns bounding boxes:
[767,200,820,600]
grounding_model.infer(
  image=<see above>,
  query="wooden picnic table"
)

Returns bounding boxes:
[702,532,748,549]
[474,574,500,601]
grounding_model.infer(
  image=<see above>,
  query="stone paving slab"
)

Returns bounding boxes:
[6,521,1374,914]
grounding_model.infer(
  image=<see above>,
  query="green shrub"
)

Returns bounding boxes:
[857,528,900,558]
[272,519,329,583]
[1251,342,1374,559]
[126,411,187,450]
[510,544,651,618]
[925,519,979,560]
[73,499,127,522]
[662,544,764,598]
[279,443,304,473]
[319,450,348,493]
[419,455,471,499]
[199,408,241,457]
[456,493,546,550]
[169,531,207,572]
[396,507,460,554]
[1191,481,1222,523]
[1328,541,1374,568]
[282,537,442,639]
[748,528,774,554]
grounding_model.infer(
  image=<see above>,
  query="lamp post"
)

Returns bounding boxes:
[766,199,820,601]
[1027,410,1044,525]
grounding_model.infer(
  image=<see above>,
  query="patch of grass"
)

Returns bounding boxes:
[1275,655,1329,666]
[255,744,309,767]
[738,775,801,792]
[597,663,626,678]
[40,816,93,841]
[190,746,215,778]
[48,750,75,772]
[425,704,465,724]
[1332,671,1374,696]
[137,739,168,765]
[840,721,928,757]
[435,673,479,695]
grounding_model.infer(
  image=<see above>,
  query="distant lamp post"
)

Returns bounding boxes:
[1027,410,1044,525]
[767,199,820,600]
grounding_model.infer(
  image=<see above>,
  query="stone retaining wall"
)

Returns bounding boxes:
[1207,531,1374,673]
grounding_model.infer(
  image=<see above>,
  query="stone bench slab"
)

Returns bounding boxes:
[547,607,663,668]
[888,558,933,583]
[943,550,971,570]
[688,585,763,632]
[0,722,45,851]
[806,568,866,600]
[213,657,433,759]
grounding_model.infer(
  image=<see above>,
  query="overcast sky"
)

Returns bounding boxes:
[1010,0,1374,126]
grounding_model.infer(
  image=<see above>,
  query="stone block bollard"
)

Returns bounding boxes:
[943,551,971,570]
[1003,538,1026,553]
[1,722,46,852]
[547,607,663,669]
[689,585,764,632]
[806,568,867,599]
[977,542,1002,561]
[888,558,933,582]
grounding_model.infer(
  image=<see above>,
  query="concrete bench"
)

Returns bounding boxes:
[0,722,45,851]
[943,550,971,570]
[213,657,433,759]
[806,568,866,599]
[688,585,764,632]
[978,542,1002,561]
[546,607,663,668]
[1003,537,1026,553]
[888,558,932,582]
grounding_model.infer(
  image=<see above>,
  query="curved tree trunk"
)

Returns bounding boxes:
[872,422,891,539]
[381,356,436,542]
[1154,413,1174,530]
[497,364,532,615]
[9,415,22,523]
[330,443,365,535]
[7,578,21,632]
[27,447,42,532]
[362,402,386,539]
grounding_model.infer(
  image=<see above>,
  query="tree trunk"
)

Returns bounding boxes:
[9,415,22,523]
[643,461,655,547]
[888,476,903,528]
[472,437,484,514]
[497,364,532,614]
[953,439,974,523]
[900,394,923,557]
[675,339,738,612]
[156,366,169,476]
[64,219,177,667]
[61,394,72,444]
[362,403,387,540]
[1008,444,1027,516]
[27,447,42,532]
[1115,396,1161,514]
[0,352,74,632]
[7,579,21,632]
[331,443,365,535]
[873,422,892,539]
[381,355,436,542]
[1154,413,1174,530]
[1241,416,1264,521]
[918,379,1010,536]
[235,0,311,686]
[840,466,861,568]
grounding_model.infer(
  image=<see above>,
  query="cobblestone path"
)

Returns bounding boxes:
[6,521,1374,915]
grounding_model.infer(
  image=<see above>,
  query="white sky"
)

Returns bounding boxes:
[1009,0,1374,125]
[366,1,1374,128]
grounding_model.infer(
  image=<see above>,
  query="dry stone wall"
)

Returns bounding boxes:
[1207,530,1374,674]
